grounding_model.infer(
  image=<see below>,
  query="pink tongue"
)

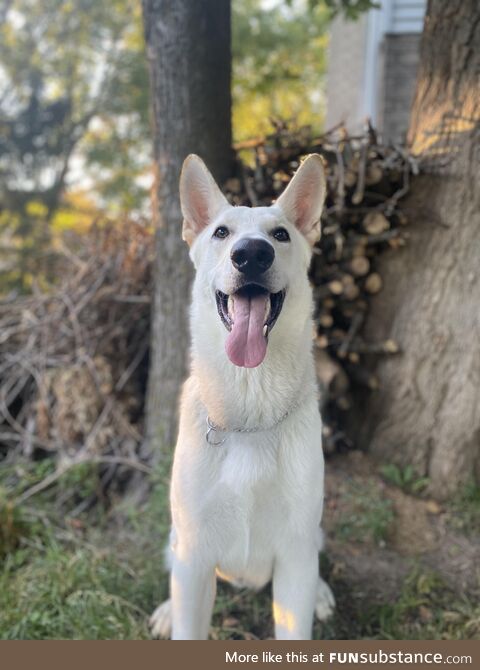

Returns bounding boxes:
[225,293,268,368]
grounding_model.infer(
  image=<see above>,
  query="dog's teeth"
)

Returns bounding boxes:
[264,300,271,320]
[227,295,234,318]
[263,324,268,337]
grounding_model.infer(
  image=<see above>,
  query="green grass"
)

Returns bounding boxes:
[335,483,395,546]
[380,464,429,495]
[0,459,170,640]
[317,566,480,640]
[358,569,480,640]
[0,542,157,639]
[447,480,480,537]
[1,457,478,640]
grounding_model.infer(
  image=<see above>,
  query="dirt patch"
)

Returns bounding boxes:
[323,450,480,600]
[389,489,438,555]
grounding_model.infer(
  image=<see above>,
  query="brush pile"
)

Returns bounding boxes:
[0,123,415,483]
[0,223,153,486]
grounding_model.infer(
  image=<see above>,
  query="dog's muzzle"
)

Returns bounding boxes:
[215,283,286,369]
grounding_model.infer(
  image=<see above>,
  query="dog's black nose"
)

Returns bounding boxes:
[230,238,274,275]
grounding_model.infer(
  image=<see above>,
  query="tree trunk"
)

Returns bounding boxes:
[142,0,232,458]
[353,0,480,498]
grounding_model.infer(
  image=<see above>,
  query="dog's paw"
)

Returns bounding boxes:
[149,599,172,639]
[315,577,335,622]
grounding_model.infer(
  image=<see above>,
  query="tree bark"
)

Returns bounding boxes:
[142,0,232,458]
[353,0,480,498]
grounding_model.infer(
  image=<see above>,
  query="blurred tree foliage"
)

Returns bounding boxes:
[0,0,143,289]
[232,0,329,142]
[307,0,378,19]
[232,1,379,141]
[0,0,369,290]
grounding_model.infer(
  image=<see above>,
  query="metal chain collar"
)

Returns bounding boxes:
[205,402,300,446]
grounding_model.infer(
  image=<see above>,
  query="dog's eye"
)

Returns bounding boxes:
[213,226,229,239]
[272,227,290,242]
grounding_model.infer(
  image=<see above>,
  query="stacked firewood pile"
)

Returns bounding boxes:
[225,122,416,452]
[0,123,415,489]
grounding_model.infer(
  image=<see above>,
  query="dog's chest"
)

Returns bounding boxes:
[207,435,298,588]
[214,446,279,587]
[218,433,278,488]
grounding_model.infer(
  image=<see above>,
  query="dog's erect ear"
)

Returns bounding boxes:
[275,154,326,245]
[180,154,231,246]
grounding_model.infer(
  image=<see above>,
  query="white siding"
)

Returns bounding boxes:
[390,0,426,34]
[325,13,369,132]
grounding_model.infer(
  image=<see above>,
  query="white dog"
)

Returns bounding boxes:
[150,154,335,640]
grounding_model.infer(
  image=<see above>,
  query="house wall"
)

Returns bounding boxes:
[325,0,426,142]
[380,33,423,143]
[390,0,426,33]
[325,13,368,133]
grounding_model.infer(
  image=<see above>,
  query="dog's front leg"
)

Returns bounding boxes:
[272,545,318,640]
[170,554,216,640]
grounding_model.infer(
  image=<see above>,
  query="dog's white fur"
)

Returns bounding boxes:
[150,154,335,640]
